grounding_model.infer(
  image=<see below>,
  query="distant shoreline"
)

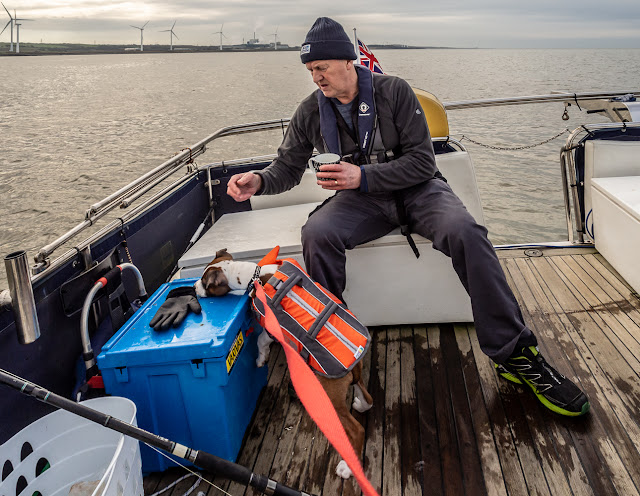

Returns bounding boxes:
[0,42,461,56]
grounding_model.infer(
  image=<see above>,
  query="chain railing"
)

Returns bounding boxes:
[458,128,571,151]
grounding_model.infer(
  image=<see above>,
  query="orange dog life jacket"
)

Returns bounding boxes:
[251,248,370,378]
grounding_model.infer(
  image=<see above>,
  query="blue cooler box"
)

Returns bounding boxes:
[97,278,267,473]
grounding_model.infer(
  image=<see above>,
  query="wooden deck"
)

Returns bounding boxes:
[144,248,640,496]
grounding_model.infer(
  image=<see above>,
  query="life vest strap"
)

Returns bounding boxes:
[270,273,303,307]
[308,300,339,340]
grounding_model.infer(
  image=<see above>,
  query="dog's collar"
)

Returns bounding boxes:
[247,265,262,292]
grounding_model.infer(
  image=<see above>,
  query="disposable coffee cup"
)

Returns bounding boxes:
[309,153,340,181]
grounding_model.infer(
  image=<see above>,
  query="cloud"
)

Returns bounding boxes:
[2,0,639,47]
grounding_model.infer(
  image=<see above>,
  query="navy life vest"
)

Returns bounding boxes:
[316,65,421,258]
[317,65,385,164]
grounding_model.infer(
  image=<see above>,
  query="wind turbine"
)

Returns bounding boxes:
[12,9,32,53]
[212,23,225,51]
[130,20,148,51]
[1,3,13,51]
[14,20,19,52]
[270,26,279,51]
[160,20,178,51]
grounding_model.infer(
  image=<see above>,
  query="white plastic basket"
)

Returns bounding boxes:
[0,396,143,496]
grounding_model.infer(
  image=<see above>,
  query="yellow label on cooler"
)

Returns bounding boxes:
[226,331,244,374]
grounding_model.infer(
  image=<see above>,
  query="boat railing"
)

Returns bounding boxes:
[32,120,293,279]
[443,91,640,110]
[31,91,640,279]
[560,121,640,244]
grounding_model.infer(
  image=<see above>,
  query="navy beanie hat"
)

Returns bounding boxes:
[300,17,357,63]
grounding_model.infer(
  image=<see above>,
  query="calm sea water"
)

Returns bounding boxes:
[1,49,639,287]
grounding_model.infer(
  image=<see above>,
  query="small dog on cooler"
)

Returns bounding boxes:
[195,248,373,479]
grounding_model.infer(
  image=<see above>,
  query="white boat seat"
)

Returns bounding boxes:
[591,176,640,294]
[583,140,640,241]
[180,150,484,325]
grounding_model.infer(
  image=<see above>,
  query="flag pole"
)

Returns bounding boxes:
[353,28,360,64]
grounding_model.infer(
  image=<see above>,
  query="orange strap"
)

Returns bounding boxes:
[254,282,379,496]
[258,245,281,267]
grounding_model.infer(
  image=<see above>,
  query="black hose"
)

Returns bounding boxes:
[0,368,314,496]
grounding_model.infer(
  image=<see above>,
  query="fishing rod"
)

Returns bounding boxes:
[0,368,314,496]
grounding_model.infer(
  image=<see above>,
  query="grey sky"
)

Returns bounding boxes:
[2,0,639,48]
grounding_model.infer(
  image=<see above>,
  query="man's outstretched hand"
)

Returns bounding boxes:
[227,172,263,202]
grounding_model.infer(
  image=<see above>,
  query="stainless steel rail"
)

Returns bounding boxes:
[34,119,291,267]
[5,251,40,344]
[442,91,640,110]
[560,149,575,244]
[33,171,196,284]
[560,121,640,243]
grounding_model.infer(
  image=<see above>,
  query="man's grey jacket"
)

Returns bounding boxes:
[256,72,440,195]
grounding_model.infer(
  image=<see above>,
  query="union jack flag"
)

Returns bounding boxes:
[357,38,385,74]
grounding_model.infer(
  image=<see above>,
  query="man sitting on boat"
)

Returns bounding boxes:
[226,17,589,417]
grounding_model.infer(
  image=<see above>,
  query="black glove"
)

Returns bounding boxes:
[149,286,202,331]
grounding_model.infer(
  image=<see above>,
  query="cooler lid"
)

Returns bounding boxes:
[97,278,253,368]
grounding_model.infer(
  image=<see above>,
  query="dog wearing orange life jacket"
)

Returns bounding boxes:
[194,248,373,480]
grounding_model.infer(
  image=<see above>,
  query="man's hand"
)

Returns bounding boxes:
[316,161,361,190]
[227,172,263,202]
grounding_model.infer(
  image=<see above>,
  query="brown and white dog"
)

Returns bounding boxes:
[194,249,373,479]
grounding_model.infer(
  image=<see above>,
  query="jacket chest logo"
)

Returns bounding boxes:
[359,102,370,114]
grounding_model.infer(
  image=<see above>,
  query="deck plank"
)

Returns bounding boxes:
[439,325,487,496]
[267,397,308,487]
[243,350,293,496]
[362,329,386,495]
[453,325,507,496]
[302,421,332,496]
[342,344,375,496]
[399,327,422,496]
[427,325,464,496]
[468,325,531,496]
[413,327,442,496]
[282,405,321,493]
[383,328,402,496]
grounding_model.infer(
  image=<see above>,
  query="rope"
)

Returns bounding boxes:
[459,128,570,151]
[180,147,194,164]
[147,472,202,496]
[123,240,134,264]
[145,444,230,496]
[585,209,594,240]
[117,218,134,264]
[573,93,583,111]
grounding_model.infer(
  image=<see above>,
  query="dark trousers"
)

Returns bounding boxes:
[301,178,537,363]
